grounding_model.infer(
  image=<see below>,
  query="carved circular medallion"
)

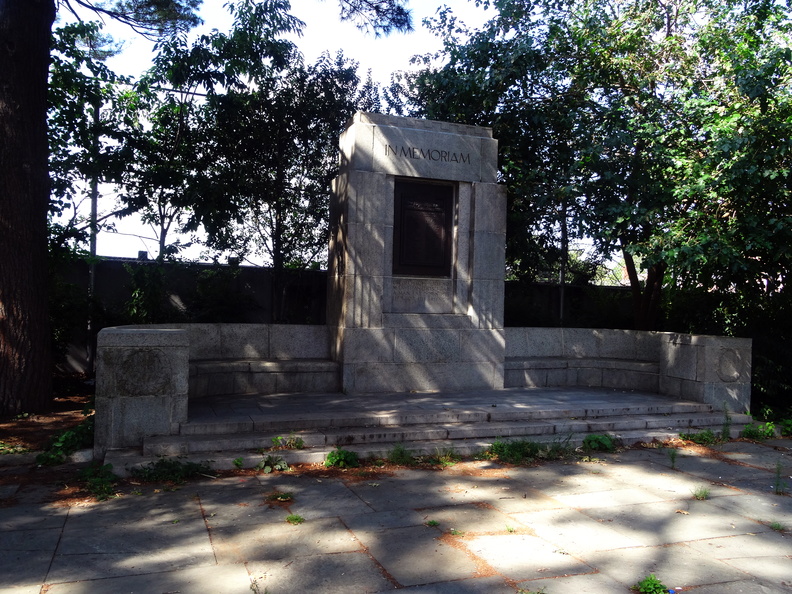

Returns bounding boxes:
[717,348,742,383]
[118,349,172,395]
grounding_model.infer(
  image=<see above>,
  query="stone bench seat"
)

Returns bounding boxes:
[189,358,340,398]
[504,356,659,392]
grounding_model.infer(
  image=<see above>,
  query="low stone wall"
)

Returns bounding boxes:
[94,324,752,456]
[505,328,752,412]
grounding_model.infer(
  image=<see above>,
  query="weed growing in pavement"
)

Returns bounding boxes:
[506,525,516,533]
[632,573,669,594]
[430,447,461,467]
[265,491,293,503]
[769,521,786,532]
[232,457,244,469]
[779,418,792,436]
[130,458,213,484]
[36,415,95,465]
[666,447,679,470]
[774,460,789,495]
[540,435,576,460]
[448,528,464,536]
[78,463,119,501]
[489,438,541,464]
[721,405,733,440]
[679,429,719,445]
[387,443,415,465]
[692,485,711,500]
[517,588,547,594]
[425,519,439,527]
[271,432,305,450]
[285,514,304,525]
[254,455,289,474]
[741,422,776,440]
[325,447,360,468]
[582,433,616,453]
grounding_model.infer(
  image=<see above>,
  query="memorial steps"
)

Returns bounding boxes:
[104,388,753,474]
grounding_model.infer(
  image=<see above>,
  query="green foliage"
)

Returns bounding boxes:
[679,429,719,445]
[582,434,616,453]
[394,0,792,336]
[36,415,94,466]
[428,447,461,467]
[232,457,244,469]
[387,443,415,465]
[324,447,360,468]
[265,491,293,502]
[78,463,119,501]
[254,455,289,474]
[286,514,305,525]
[130,458,212,483]
[489,439,542,464]
[779,419,792,437]
[271,433,305,450]
[632,573,669,594]
[425,519,440,527]
[0,441,28,455]
[741,422,776,440]
[692,485,710,500]
[122,262,183,324]
[666,447,679,470]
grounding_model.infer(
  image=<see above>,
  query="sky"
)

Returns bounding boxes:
[78,0,493,262]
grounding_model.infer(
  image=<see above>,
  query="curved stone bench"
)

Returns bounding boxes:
[190,358,340,397]
[505,356,659,392]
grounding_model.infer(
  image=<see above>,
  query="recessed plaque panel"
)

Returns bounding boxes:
[393,180,454,277]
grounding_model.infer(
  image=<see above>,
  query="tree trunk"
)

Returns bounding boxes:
[622,246,666,331]
[0,0,56,415]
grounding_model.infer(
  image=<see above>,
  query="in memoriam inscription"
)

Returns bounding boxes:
[384,144,471,164]
[393,180,454,277]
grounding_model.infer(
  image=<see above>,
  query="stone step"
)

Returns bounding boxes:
[114,423,752,477]
[180,400,720,435]
[144,412,752,456]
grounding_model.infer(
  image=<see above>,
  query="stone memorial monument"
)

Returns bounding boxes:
[326,113,507,393]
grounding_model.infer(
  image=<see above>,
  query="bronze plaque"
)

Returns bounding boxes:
[393,180,454,276]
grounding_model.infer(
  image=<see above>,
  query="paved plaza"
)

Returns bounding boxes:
[2,437,791,593]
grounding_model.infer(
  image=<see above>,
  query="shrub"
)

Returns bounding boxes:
[582,433,616,452]
[325,447,360,468]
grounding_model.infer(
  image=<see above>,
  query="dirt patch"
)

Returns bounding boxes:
[0,375,93,452]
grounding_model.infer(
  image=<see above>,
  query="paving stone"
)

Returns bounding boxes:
[417,503,523,535]
[248,551,393,593]
[713,441,792,472]
[353,525,479,587]
[723,555,792,587]
[259,475,373,519]
[346,469,465,511]
[707,492,792,525]
[552,487,669,508]
[0,529,61,552]
[0,586,41,594]
[342,509,428,532]
[55,517,211,555]
[45,563,253,593]
[685,532,792,559]
[684,578,791,593]
[515,572,629,593]
[580,499,770,547]
[466,534,593,580]
[64,491,202,528]
[0,504,68,530]
[588,543,747,588]
[210,516,361,564]
[375,576,515,593]
[0,550,54,588]
[510,508,644,553]
[46,548,217,583]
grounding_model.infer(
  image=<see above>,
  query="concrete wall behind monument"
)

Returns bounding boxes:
[327,112,507,393]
